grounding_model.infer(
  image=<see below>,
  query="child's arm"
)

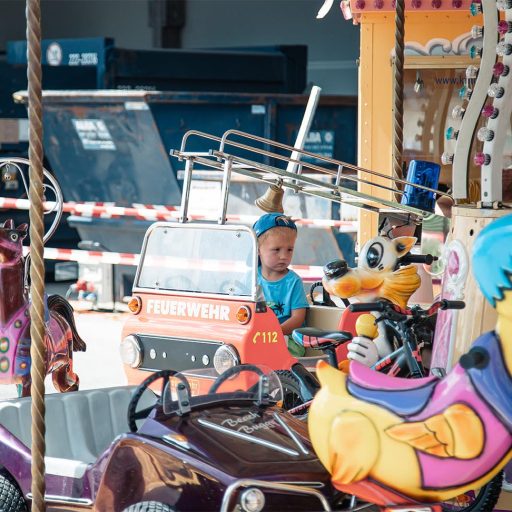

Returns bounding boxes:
[281,308,307,335]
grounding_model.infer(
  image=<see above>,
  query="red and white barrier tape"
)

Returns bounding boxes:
[22,247,323,280]
[0,197,357,231]
[24,247,141,266]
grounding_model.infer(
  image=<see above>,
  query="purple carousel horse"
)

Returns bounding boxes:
[0,219,86,396]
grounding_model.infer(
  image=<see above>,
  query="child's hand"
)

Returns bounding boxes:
[346,336,380,366]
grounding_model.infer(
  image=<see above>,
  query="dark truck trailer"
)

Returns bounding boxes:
[6,37,307,92]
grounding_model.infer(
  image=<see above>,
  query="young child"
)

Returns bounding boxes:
[253,213,308,356]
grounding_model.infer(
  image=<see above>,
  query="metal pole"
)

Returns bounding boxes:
[286,85,322,176]
[392,0,405,182]
[26,0,46,509]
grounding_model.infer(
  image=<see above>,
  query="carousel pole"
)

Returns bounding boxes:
[392,0,405,181]
[26,0,47,509]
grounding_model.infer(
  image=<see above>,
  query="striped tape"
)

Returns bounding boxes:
[0,197,357,230]
[23,247,323,280]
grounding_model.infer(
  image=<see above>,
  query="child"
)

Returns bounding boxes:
[253,213,308,356]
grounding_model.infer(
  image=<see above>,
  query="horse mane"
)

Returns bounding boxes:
[379,265,421,309]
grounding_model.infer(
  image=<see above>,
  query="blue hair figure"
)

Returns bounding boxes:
[472,214,512,307]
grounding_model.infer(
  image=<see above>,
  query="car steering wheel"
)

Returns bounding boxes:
[127,369,191,432]
[208,364,265,394]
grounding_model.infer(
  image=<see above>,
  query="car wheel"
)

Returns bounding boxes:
[122,501,177,512]
[0,472,28,512]
[441,472,503,511]
[275,370,306,410]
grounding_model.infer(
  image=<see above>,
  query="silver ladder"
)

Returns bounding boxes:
[170,129,452,225]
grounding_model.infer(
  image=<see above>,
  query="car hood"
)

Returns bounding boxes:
[152,405,331,482]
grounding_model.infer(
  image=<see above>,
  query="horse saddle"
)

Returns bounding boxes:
[347,361,439,416]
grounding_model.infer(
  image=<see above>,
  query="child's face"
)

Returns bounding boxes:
[258,228,297,274]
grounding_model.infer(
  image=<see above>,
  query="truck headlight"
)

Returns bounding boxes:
[240,488,265,512]
[213,344,239,374]
[120,335,142,368]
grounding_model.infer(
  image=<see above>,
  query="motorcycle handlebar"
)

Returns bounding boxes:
[348,299,466,316]
[348,302,388,313]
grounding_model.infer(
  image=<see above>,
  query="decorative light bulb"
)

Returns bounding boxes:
[459,85,473,100]
[471,25,483,38]
[470,46,483,59]
[431,0,442,7]
[493,62,509,77]
[474,152,491,166]
[374,0,384,8]
[452,104,466,120]
[481,105,499,118]
[445,127,459,140]
[452,0,462,6]
[496,41,512,56]
[466,65,479,79]
[446,127,459,140]
[488,83,505,98]
[477,127,495,141]
[470,2,482,14]
[498,20,512,34]
[441,152,454,165]
[496,0,512,10]
[411,0,422,7]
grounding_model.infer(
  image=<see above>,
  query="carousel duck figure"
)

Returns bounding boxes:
[322,235,421,367]
[309,214,512,509]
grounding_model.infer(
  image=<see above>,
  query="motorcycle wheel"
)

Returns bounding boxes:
[0,472,28,512]
[122,502,177,512]
[441,472,503,512]
[276,370,306,410]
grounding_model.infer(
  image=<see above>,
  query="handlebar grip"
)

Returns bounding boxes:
[349,302,386,313]
[400,254,438,265]
[441,300,466,310]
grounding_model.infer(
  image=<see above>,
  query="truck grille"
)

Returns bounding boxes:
[138,335,222,372]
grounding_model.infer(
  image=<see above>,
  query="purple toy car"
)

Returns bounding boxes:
[0,365,348,511]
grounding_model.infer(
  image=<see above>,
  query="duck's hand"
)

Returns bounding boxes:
[329,411,380,484]
[347,336,380,366]
[386,404,484,459]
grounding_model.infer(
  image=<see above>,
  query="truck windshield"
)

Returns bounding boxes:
[136,224,256,296]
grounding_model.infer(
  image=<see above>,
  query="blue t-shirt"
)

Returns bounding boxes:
[257,268,309,324]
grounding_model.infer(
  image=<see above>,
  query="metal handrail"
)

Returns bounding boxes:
[171,129,452,223]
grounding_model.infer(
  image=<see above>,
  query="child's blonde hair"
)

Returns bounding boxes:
[258,226,298,245]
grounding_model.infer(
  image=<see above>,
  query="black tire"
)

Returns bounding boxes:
[441,472,503,512]
[276,370,306,410]
[0,472,28,512]
[122,501,177,512]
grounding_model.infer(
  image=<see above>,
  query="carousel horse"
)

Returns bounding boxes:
[322,235,421,366]
[0,219,86,397]
[308,214,512,507]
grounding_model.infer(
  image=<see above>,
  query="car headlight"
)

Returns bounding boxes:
[240,488,265,512]
[120,335,142,368]
[213,344,239,374]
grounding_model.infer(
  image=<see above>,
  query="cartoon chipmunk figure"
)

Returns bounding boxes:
[309,214,512,507]
[322,236,421,367]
